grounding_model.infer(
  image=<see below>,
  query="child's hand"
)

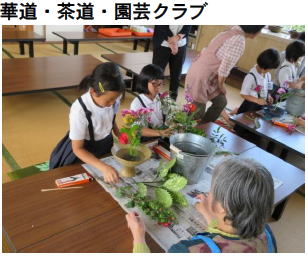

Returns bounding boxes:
[126,212,146,244]
[158,128,172,137]
[267,95,274,105]
[256,98,267,105]
[101,165,119,184]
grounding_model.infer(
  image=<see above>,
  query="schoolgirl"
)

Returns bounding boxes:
[130,64,171,141]
[50,62,125,184]
[275,40,305,89]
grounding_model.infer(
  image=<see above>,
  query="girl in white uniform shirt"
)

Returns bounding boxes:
[130,64,172,141]
[50,63,124,184]
[275,40,305,89]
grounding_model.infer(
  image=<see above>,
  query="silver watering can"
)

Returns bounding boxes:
[170,133,216,184]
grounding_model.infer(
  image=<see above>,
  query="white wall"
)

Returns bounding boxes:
[45,25,83,41]
[33,25,44,36]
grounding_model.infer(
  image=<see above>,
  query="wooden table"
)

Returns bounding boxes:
[2,31,45,57]
[2,55,131,96]
[240,146,304,220]
[52,31,152,55]
[102,49,199,91]
[2,164,163,253]
[230,112,305,159]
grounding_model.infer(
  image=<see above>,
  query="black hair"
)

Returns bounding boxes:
[78,62,125,95]
[285,40,305,62]
[298,32,305,42]
[137,64,164,94]
[239,25,265,34]
[257,48,280,69]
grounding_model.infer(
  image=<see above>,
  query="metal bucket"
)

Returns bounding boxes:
[170,133,216,184]
[286,89,305,116]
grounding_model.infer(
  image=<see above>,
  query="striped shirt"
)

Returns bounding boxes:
[216,26,246,77]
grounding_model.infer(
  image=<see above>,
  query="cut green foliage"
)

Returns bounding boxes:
[163,176,187,192]
[155,188,173,208]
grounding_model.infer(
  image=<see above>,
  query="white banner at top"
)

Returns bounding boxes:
[0,0,307,25]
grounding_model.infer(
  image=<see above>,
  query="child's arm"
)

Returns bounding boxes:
[112,121,120,138]
[71,140,119,184]
[240,94,267,106]
[141,127,172,137]
[287,76,305,89]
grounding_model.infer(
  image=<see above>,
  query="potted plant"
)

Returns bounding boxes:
[288,25,305,39]
[268,25,283,33]
[113,108,153,177]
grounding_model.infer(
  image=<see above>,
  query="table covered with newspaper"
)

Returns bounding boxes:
[82,147,282,251]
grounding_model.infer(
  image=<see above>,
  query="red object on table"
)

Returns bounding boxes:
[132,31,153,37]
[98,28,132,37]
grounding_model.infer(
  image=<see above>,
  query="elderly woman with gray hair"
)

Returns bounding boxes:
[126,157,277,253]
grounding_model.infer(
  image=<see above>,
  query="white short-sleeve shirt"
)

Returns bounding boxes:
[240,66,271,99]
[276,60,297,88]
[69,91,120,141]
[130,94,163,127]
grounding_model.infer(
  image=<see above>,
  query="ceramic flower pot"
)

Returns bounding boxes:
[111,144,152,177]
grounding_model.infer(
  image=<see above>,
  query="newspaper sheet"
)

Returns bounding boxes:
[82,152,283,251]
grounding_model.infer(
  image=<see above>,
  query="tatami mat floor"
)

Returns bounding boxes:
[2,41,305,253]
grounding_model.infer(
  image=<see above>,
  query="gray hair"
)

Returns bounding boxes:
[211,157,274,239]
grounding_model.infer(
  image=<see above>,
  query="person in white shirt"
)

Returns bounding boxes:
[130,64,172,140]
[234,49,280,137]
[50,63,125,184]
[275,40,305,89]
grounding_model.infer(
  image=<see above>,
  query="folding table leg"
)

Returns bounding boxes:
[133,39,138,50]
[73,41,79,55]
[29,41,34,57]
[19,41,25,55]
[63,40,68,54]
[144,39,150,52]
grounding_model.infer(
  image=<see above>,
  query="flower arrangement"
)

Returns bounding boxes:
[159,89,205,136]
[116,158,188,226]
[274,87,291,109]
[118,108,153,157]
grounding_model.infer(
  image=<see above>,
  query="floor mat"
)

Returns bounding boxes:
[7,161,49,181]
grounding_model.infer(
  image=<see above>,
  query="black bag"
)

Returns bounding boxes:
[49,97,95,169]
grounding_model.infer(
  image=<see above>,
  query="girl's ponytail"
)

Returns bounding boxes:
[78,75,93,91]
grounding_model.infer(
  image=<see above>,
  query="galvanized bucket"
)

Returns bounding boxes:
[286,89,305,116]
[170,133,216,184]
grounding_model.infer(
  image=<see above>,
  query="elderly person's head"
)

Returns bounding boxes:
[209,157,274,239]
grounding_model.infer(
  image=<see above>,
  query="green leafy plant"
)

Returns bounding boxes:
[115,158,188,226]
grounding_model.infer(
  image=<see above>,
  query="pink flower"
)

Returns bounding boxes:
[160,91,169,99]
[254,85,262,92]
[119,133,129,144]
[121,109,137,117]
[184,92,193,103]
[277,88,287,94]
[287,124,296,133]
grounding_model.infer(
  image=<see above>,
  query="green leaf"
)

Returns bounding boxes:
[170,191,189,207]
[137,183,147,197]
[125,201,135,208]
[158,158,176,178]
[163,176,187,192]
[155,188,173,208]
[115,188,125,198]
